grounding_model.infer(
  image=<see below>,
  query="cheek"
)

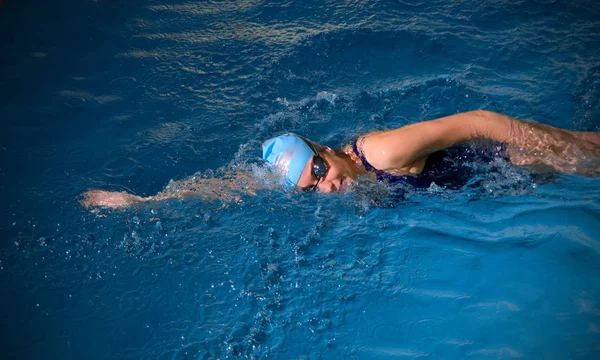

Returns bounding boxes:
[323,153,350,180]
[328,168,341,180]
[335,161,357,180]
[328,161,347,179]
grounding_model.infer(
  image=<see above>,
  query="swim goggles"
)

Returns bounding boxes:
[301,138,329,192]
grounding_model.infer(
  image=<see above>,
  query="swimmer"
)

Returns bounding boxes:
[81,110,600,209]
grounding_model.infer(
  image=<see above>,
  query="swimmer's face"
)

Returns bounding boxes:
[296,147,357,193]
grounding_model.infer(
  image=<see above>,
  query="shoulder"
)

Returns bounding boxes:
[358,129,414,170]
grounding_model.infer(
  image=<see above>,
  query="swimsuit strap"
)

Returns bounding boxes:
[353,137,415,184]
[352,137,377,173]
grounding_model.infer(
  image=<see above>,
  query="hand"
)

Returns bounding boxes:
[80,190,145,209]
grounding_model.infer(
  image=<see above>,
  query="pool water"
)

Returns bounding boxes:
[1,0,600,359]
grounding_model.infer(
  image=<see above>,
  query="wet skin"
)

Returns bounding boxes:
[81,111,600,208]
[295,143,431,193]
[296,146,368,193]
[297,110,600,193]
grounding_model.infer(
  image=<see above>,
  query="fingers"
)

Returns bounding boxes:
[80,190,133,209]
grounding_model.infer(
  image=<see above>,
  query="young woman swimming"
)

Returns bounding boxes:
[81,110,600,208]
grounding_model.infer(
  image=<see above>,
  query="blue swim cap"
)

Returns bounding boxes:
[262,133,318,186]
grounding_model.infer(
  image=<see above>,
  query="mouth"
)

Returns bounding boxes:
[339,179,345,192]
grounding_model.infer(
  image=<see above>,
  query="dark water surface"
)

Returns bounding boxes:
[1,0,600,359]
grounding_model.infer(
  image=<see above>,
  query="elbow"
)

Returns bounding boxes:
[473,110,511,124]
[466,110,494,139]
[470,109,499,119]
[472,110,514,142]
[465,110,508,140]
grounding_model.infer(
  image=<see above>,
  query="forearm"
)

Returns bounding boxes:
[81,171,259,210]
[476,110,575,147]
[477,110,600,173]
[152,178,244,202]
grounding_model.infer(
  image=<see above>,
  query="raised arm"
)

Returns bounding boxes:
[361,110,600,174]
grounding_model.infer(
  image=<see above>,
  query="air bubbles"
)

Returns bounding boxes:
[276,97,290,106]
[427,182,444,193]
[316,91,337,104]
[38,237,47,247]
[90,271,106,279]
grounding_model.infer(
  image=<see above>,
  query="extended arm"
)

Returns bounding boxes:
[362,110,600,174]
[81,171,260,210]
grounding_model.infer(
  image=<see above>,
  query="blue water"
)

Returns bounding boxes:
[1,0,600,358]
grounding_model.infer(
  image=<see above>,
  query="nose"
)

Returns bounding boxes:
[317,180,335,193]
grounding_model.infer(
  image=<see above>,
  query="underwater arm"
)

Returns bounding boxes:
[80,190,149,209]
[469,111,600,174]
[81,172,258,210]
